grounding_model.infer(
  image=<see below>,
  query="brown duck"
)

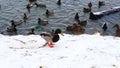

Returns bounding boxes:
[88,2,92,8]
[66,23,85,35]
[113,24,120,37]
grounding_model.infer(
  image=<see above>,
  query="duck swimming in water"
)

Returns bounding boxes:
[102,22,108,32]
[57,0,61,5]
[38,18,48,26]
[34,3,46,8]
[88,2,92,9]
[74,12,79,21]
[40,29,64,48]
[27,28,35,35]
[45,9,54,17]
[7,22,17,33]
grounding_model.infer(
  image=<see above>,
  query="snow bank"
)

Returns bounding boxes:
[0,33,120,68]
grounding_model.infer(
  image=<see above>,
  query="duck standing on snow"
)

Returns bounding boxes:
[40,29,64,48]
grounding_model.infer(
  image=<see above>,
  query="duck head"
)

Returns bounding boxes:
[54,29,64,36]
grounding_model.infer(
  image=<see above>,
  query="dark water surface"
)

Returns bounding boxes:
[0,0,120,35]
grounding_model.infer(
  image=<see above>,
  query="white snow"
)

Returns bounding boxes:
[0,33,120,68]
[94,6,120,15]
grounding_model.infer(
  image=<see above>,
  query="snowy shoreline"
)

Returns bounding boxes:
[0,33,120,68]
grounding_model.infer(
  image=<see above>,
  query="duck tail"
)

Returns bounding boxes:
[48,42,54,48]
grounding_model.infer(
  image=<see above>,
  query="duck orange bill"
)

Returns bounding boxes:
[60,32,64,36]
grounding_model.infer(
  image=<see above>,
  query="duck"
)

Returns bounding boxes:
[40,29,64,47]
[7,22,17,33]
[34,3,46,8]
[26,3,32,13]
[10,20,22,26]
[88,2,92,9]
[74,12,79,21]
[29,0,36,2]
[77,20,87,27]
[45,9,54,17]
[57,0,61,5]
[98,1,105,8]
[113,24,120,37]
[102,22,108,31]
[23,13,29,22]
[66,23,85,35]
[27,28,35,35]
[0,4,1,9]
[38,18,48,26]
[83,8,91,13]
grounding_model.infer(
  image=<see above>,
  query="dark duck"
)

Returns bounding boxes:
[45,9,54,17]
[74,12,79,21]
[27,28,35,35]
[57,0,61,5]
[40,29,64,48]
[98,1,105,8]
[102,22,108,32]
[7,21,17,33]
[88,2,92,9]
[26,3,32,13]
[29,0,36,2]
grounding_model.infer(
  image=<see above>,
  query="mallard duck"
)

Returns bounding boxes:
[88,2,92,8]
[102,22,108,31]
[27,28,35,35]
[38,18,48,26]
[57,0,61,5]
[34,3,46,8]
[40,29,64,47]
[113,24,120,37]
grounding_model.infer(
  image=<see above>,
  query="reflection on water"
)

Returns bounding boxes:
[0,0,120,35]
